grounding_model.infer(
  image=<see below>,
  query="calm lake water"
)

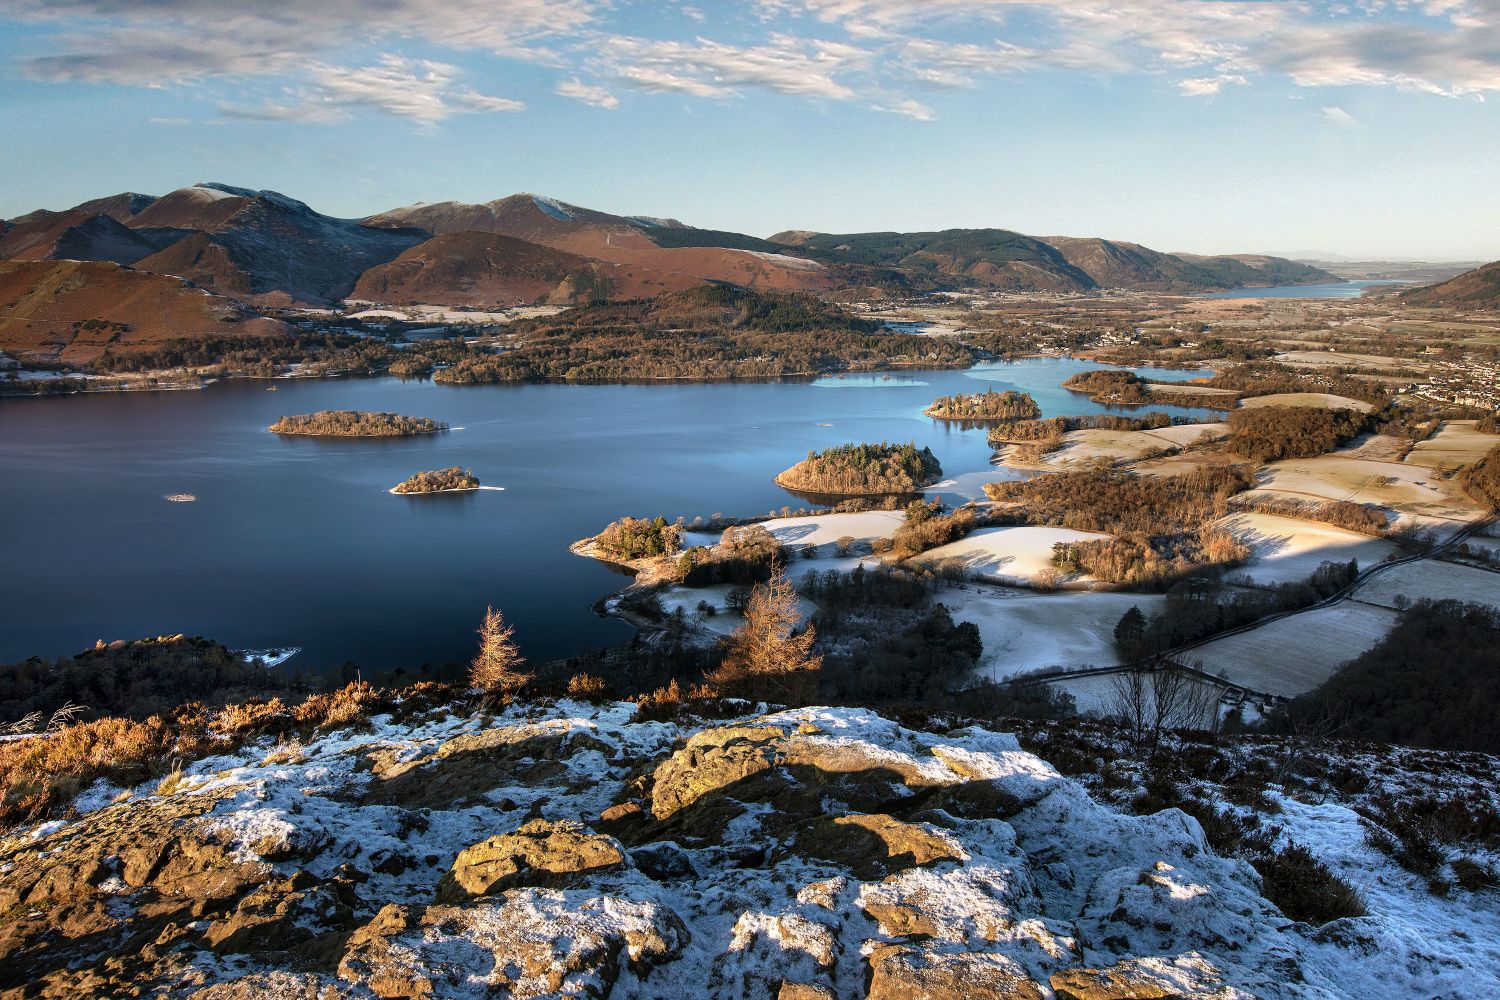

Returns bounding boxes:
[0,358,1216,675]
[1203,279,1405,300]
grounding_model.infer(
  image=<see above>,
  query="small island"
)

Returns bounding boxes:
[390,466,481,494]
[775,441,942,496]
[925,388,1040,422]
[268,410,447,437]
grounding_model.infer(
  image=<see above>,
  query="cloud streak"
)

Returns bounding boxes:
[4,0,1499,124]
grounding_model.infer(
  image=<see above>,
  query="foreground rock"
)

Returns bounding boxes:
[0,701,1495,998]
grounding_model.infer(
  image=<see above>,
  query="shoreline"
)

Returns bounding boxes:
[388,484,504,495]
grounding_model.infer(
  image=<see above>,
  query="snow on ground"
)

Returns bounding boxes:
[733,249,827,272]
[1351,558,1500,610]
[13,699,1497,996]
[1183,600,1399,698]
[1212,512,1401,587]
[1043,425,1227,467]
[912,526,1110,585]
[1147,383,1238,398]
[1046,671,1228,727]
[1274,349,1410,371]
[936,586,1168,679]
[1271,794,1500,1000]
[1403,420,1497,470]
[1238,393,1375,413]
[683,510,906,556]
[1246,454,1485,532]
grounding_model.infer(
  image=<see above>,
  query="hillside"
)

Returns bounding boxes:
[0,260,287,364]
[1,695,1495,997]
[123,184,429,306]
[0,192,156,261]
[772,230,1336,293]
[1400,258,1500,306]
[365,193,837,295]
[350,231,701,307]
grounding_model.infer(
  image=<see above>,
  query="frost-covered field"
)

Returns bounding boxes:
[681,509,906,555]
[1245,453,1484,533]
[937,586,1168,678]
[1238,392,1375,413]
[1043,424,1227,467]
[913,526,1111,585]
[1352,559,1500,611]
[1403,420,1497,470]
[6,700,1495,998]
[1183,601,1399,697]
[1213,511,1401,587]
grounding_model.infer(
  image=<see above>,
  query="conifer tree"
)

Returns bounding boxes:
[708,562,822,705]
[470,606,531,695]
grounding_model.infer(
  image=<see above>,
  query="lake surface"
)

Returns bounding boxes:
[1203,279,1406,300]
[0,358,1216,675]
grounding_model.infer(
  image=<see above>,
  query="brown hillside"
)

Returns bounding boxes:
[366,194,835,295]
[0,193,157,261]
[0,260,286,364]
[1401,259,1500,306]
[134,233,256,299]
[350,231,701,306]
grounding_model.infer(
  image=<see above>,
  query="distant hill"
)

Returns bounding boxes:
[123,184,428,306]
[1,185,1344,322]
[1400,259,1500,306]
[365,194,835,296]
[0,260,286,364]
[350,231,702,307]
[770,229,1336,293]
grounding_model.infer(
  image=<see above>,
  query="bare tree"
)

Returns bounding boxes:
[1109,661,1223,754]
[470,606,531,696]
[708,561,822,705]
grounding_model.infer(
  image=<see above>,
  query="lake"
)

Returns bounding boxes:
[0,358,1216,675]
[1202,279,1406,300]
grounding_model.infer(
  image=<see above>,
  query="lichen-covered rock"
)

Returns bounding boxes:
[794,813,965,878]
[1050,954,1243,1000]
[865,943,1047,1000]
[648,724,784,819]
[435,819,626,902]
[339,891,689,999]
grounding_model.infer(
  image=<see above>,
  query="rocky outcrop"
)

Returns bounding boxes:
[436,819,626,901]
[0,701,1491,997]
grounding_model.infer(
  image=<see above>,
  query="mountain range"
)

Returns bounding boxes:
[0,182,1391,364]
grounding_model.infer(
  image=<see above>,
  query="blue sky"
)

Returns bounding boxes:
[1,0,1497,259]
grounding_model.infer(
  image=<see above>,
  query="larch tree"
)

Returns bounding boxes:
[470,606,531,695]
[708,562,822,705]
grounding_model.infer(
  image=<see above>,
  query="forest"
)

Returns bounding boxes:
[1282,599,1500,753]
[1462,444,1500,510]
[987,465,1256,586]
[1225,405,1368,462]
[0,636,310,725]
[592,516,681,561]
[924,388,1040,421]
[391,467,480,494]
[267,410,447,437]
[775,441,943,495]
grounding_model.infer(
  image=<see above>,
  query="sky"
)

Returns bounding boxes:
[1,0,1497,260]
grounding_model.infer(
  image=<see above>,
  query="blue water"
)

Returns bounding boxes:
[0,357,1218,673]
[1202,280,1406,300]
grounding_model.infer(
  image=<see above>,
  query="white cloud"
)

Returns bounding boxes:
[5,0,1500,128]
[871,96,935,120]
[1321,105,1361,128]
[221,55,522,124]
[1179,74,1247,97]
[556,77,620,108]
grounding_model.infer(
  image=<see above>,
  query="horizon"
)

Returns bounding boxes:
[2,1,1499,260]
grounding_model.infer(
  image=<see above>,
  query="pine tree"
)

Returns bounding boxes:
[708,562,822,705]
[1114,605,1147,661]
[470,606,531,695]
